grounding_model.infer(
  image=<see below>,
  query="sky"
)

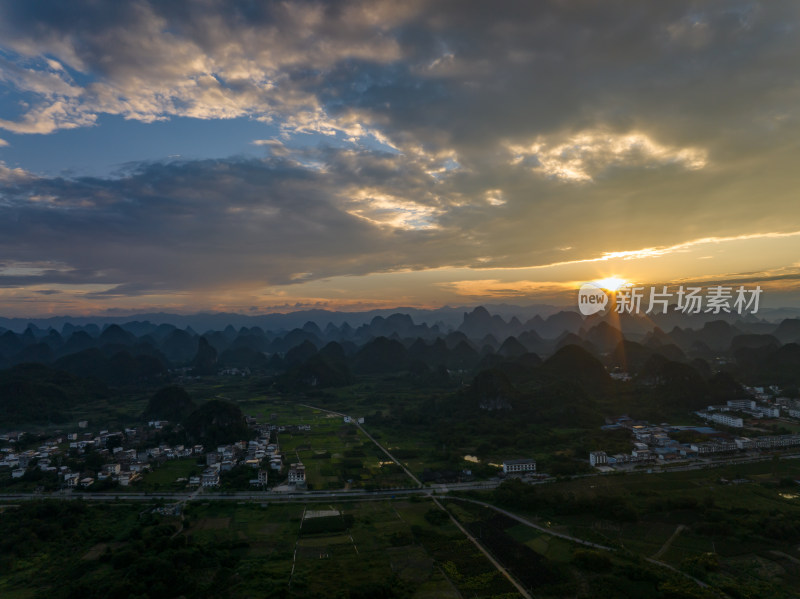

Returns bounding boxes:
[0,0,799,317]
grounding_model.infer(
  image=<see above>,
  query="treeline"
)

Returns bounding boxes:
[143,388,253,447]
[0,363,108,424]
[493,478,800,545]
[0,501,248,599]
[493,479,638,522]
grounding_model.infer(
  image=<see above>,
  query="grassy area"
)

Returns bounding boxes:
[230,397,420,489]
[135,457,203,492]
[4,457,800,598]
[226,386,490,482]
[228,378,636,479]
[184,498,523,598]
[466,457,800,598]
[7,372,800,597]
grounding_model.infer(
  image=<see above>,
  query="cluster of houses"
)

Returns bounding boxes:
[0,416,318,491]
[193,423,312,489]
[1,434,76,483]
[707,434,800,452]
[195,435,282,488]
[745,386,800,420]
[2,421,212,488]
[219,367,251,377]
[696,399,783,428]
[590,415,800,469]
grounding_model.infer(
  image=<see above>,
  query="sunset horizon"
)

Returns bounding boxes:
[1,1,799,317]
[4,4,800,594]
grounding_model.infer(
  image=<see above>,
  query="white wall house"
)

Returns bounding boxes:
[288,463,306,484]
[502,459,536,474]
[589,451,608,467]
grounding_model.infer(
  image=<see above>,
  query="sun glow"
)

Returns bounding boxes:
[593,276,629,291]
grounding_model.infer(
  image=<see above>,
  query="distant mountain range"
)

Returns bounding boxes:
[2,303,799,334]
[1,304,799,384]
[3,303,800,426]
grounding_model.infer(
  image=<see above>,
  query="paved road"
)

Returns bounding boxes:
[0,487,436,502]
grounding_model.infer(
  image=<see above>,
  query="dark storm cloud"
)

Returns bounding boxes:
[0,151,474,293]
[0,1,799,299]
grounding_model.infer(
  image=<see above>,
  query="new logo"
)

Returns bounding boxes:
[578,282,609,315]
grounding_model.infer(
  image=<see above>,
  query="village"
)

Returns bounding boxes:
[0,415,312,492]
[590,384,800,470]
[5,381,800,492]
[0,407,547,495]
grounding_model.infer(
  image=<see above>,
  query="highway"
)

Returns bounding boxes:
[1,402,788,599]
[0,480,503,502]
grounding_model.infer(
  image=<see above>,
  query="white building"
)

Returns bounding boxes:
[201,468,220,487]
[250,469,269,487]
[752,404,780,418]
[589,451,608,467]
[103,463,121,475]
[115,472,134,486]
[698,411,743,428]
[727,399,756,410]
[502,459,536,474]
[755,434,800,449]
[691,443,714,454]
[288,463,305,484]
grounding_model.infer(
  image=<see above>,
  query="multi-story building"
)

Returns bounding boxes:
[502,459,537,474]
[201,467,220,487]
[589,451,608,467]
[726,399,756,410]
[751,404,780,418]
[288,463,306,484]
[698,411,743,428]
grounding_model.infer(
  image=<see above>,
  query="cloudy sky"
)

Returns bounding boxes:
[0,0,799,317]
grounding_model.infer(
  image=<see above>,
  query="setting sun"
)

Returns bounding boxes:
[593,276,629,291]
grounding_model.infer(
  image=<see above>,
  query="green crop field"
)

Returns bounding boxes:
[135,457,203,491]
[455,457,800,598]
[0,495,533,598]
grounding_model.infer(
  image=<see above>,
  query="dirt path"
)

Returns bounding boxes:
[652,524,686,559]
[446,497,725,595]
[298,402,423,487]
[432,497,532,599]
